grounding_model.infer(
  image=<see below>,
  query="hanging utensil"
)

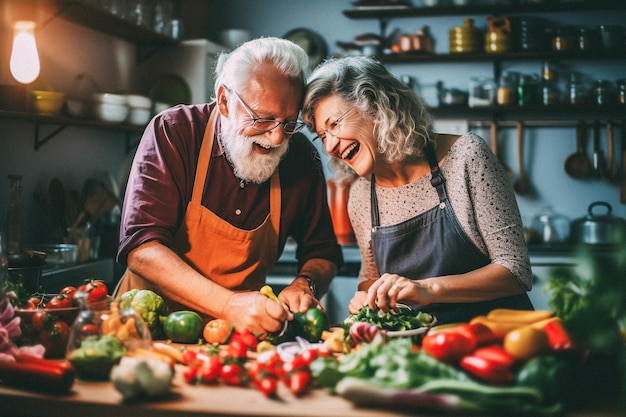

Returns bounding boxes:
[604,121,617,182]
[564,120,592,179]
[513,121,528,194]
[592,120,603,177]
[490,121,512,178]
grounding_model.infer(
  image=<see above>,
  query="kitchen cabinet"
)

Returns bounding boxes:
[343,0,626,123]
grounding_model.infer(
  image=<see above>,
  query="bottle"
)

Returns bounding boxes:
[5,175,23,254]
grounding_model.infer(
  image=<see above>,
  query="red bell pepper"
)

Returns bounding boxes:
[532,317,573,351]
[460,346,517,384]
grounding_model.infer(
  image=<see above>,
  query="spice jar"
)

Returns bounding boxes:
[552,26,574,52]
[568,72,588,105]
[497,72,519,106]
[518,74,540,106]
[542,81,560,106]
[592,80,615,106]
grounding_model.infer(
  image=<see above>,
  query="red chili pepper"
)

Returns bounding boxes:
[533,317,573,351]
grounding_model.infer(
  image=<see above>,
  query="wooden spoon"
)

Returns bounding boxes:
[564,120,592,179]
[513,121,528,195]
[490,121,512,178]
[604,121,617,182]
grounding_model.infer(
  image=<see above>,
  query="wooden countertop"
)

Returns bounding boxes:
[0,363,623,417]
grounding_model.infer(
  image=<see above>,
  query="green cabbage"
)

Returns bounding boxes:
[118,289,168,338]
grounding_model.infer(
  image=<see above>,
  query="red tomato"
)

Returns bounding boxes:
[25,297,42,309]
[46,294,73,309]
[232,329,258,349]
[59,286,77,304]
[255,376,278,397]
[220,363,245,386]
[227,337,248,359]
[199,356,222,384]
[40,320,71,358]
[32,310,51,331]
[421,329,475,363]
[77,280,108,302]
[287,370,312,396]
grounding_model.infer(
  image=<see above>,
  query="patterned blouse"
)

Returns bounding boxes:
[348,132,532,291]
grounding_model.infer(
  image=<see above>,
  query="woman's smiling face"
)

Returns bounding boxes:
[313,95,377,177]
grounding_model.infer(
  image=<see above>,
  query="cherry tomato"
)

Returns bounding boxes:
[203,318,234,344]
[199,356,222,384]
[46,294,73,309]
[40,320,71,358]
[255,376,278,397]
[287,370,312,396]
[25,297,42,309]
[220,363,245,386]
[77,280,108,303]
[32,310,51,331]
[227,337,248,359]
[59,286,77,304]
[232,329,258,349]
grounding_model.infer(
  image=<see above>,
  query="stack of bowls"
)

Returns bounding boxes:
[125,94,152,126]
[92,93,129,123]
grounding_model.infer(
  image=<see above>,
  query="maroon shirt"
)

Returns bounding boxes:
[118,103,343,271]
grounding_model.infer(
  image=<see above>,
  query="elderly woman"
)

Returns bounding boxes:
[302,56,533,324]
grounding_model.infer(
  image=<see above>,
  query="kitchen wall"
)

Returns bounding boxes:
[0,12,137,245]
[212,0,626,230]
[0,0,624,249]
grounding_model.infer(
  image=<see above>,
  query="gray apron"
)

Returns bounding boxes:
[371,142,533,325]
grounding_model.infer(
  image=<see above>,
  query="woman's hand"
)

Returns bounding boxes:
[348,290,368,314]
[223,292,291,337]
[366,273,422,312]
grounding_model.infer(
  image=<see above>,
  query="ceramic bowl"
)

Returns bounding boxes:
[93,102,129,123]
[92,92,127,106]
[127,107,151,126]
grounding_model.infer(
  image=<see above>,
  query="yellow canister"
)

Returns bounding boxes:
[485,17,511,53]
[449,18,481,53]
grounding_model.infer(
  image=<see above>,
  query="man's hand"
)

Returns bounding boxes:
[278,281,323,314]
[223,292,291,336]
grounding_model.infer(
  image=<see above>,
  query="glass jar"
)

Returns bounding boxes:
[592,80,615,106]
[568,72,588,106]
[552,27,574,52]
[542,61,559,83]
[518,74,540,106]
[469,77,496,107]
[67,294,152,380]
[577,28,598,52]
[542,81,560,106]
[497,72,519,106]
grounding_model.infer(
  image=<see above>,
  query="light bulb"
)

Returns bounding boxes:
[9,20,41,84]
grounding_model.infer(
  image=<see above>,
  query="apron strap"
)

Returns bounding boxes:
[424,141,447,204]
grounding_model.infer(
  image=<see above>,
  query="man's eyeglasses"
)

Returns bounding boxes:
[228,88,305,135]
[314,107,354,142]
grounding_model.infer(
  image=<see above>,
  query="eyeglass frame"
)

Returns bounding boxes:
[226,87,305,135]
[314,107,354,142]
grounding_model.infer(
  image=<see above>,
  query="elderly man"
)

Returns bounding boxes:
[116,37,342,336]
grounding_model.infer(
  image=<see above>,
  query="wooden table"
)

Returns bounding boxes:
[0,364,623,417]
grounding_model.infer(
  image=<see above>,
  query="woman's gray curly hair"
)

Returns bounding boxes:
[302,56,434,163]
[214,37,309,97]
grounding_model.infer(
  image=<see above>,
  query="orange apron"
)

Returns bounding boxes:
[115,108,281,315]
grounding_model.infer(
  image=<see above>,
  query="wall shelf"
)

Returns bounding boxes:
[0,109,143,151]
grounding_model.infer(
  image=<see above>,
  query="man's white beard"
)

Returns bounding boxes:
[220,117,289,184]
